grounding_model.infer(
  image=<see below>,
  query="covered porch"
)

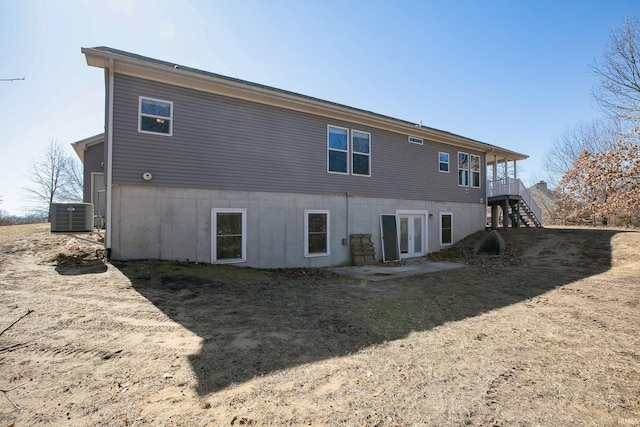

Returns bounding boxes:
[486,155,543,229]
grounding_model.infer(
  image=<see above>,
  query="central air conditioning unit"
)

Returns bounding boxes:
[50,203,94,232]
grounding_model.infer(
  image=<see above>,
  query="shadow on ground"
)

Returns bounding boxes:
[112,228,621,396]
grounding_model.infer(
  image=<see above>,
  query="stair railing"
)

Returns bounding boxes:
[487,177,543,226]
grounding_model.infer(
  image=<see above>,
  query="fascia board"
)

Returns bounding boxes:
[70,132,105,163]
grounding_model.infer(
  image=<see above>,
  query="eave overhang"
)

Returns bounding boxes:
[71,132,104,163]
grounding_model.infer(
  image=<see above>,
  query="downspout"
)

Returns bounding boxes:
[345,191,350,245]
[105,59,115,260]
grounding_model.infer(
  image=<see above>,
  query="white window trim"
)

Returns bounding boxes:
[327,125,349,175]
[211,208,247,264]
[138,96,173,136]
[440,212,453,246]
[408,136,423,145]
[458,151,470,187]
[304,209,330,257]
[351,129,371,177]
[439,151,450,173]
[470,154,481,188]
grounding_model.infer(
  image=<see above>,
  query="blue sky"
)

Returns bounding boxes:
[0,0,637,215]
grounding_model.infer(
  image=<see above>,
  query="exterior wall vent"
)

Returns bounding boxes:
[50,203,94,232]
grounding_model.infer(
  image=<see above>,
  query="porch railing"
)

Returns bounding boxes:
[487,178,543,226]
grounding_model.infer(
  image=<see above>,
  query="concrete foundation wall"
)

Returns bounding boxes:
[110,185,486,268]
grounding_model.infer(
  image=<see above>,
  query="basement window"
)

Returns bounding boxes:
[212,208,246,263]
[440,212,453,245]
[305,210,330,257]
[139,97,173,136]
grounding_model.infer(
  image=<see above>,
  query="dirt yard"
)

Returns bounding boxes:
[0,224,638,426]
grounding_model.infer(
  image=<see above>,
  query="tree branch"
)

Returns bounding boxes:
[0,309,33,337]
[1,378,32,411]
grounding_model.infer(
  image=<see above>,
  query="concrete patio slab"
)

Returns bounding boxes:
[329,259,465,281]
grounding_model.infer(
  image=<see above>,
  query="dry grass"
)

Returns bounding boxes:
[0,225,638,426]
[0,223,49,244]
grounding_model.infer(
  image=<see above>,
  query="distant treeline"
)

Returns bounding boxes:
[0,212,48,226]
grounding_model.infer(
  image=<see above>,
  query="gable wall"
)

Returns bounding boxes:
[83,142,104,203]
[111,74,486,204]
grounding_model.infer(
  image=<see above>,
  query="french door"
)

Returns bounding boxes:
[398,212,426,259]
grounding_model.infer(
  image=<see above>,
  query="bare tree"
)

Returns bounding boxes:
[555,124,640,226]
[23,139,83,221]
[590,17,640,120]
[543,119,620,187]
[58,157,84,203]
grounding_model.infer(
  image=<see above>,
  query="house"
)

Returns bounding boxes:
[71,133,106,227]
[75,46,537,268]
[528,181,558,225]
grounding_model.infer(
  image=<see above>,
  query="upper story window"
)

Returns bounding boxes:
[470,154,481,188]
[139,97,173,136]
[328,126,349,174]
[352,130,371,176]
[458,152,469,186]
[458,152,481,187]
[439,152,450,172]
[327,126,371,177]
[408,136,423,145]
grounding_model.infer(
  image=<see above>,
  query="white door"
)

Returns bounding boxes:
[91,173,106,221]
[399,214,426,258]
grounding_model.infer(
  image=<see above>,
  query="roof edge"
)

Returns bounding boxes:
[71,132,104,162]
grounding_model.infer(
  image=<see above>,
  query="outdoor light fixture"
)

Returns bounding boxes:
[142,172,153,181]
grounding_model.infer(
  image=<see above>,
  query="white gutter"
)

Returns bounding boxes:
[105,60,114,256]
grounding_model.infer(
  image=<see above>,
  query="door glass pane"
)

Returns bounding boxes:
[400,217,408,254]
[413,217,422,253]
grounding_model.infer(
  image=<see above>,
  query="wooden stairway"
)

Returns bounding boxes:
[508,200,543,228]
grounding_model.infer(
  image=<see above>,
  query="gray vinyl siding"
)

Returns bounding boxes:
[111,74,485,204]
[83,142,104,203]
